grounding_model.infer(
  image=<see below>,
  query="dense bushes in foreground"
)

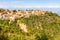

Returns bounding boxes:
[0,11,60,40]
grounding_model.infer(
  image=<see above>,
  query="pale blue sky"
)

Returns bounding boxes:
[0,0,60,9]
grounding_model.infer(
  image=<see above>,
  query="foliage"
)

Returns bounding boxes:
[0,11,60,40]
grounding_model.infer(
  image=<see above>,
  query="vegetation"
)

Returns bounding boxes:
[0,11,60,40]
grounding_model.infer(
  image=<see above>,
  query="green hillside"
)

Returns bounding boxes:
[0,11,60,40]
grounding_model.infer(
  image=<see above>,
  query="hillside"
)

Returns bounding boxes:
[0,9,60,40]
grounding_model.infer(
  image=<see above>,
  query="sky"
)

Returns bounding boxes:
[0,0,60,9]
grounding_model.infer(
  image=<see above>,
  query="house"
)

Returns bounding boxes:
[0,13,2,19]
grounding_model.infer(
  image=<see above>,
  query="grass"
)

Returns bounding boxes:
[0,11,60,40]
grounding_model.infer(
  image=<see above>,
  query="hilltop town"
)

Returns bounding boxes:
[0,9,46,21]
[0,9,60,40]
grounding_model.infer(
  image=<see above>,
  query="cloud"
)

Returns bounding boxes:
[46,5,60,8]
[0,5,60,9]
[0,1,60,9]
[12,5,60,8]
